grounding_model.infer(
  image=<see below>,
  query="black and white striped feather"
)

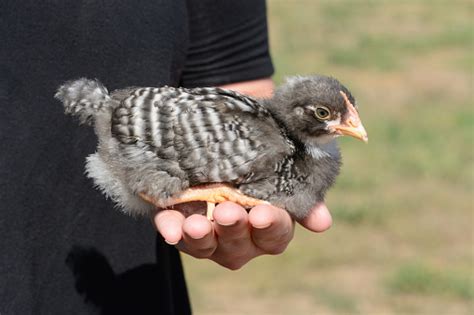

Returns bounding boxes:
[110,86,290,184]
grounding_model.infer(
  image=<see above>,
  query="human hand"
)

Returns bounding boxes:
[153,201,332,270]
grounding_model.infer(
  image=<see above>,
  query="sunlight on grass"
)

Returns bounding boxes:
[387,262,474,300]
[315,288,358,313]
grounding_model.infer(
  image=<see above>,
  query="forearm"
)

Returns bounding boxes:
[218,77,275,98]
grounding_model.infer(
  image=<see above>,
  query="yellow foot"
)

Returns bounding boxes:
[207,202,216,221]
[139,183,269,219]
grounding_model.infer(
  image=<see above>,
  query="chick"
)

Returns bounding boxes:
[55,75,367,220]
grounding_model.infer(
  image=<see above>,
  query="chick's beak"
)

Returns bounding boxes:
[333,115,368,143]
[333,91,369,143]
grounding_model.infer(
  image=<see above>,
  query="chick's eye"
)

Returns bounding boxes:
[315,106,331,120]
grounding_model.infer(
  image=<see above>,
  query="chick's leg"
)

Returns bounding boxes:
[139,183,269,219]
[206,202,216,221]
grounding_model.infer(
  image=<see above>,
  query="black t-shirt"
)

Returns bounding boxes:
[0,1,273,314]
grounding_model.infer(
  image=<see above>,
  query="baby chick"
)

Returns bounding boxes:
[55,75,367,220]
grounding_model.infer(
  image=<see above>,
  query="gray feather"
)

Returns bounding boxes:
[55,78,113,125]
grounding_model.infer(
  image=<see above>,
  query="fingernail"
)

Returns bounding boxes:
[252,222,272,229]
[190,233,207,240]
[165,239,179,245]
[216,220,238,227]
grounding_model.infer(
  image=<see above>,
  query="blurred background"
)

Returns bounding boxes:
[183,1,473,314]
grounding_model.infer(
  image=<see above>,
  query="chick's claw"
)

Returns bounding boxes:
[139,183,269,219]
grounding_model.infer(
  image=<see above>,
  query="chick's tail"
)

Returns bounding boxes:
[55,78,112,125]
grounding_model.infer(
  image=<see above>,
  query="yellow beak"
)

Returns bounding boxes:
[333,91,368,143]
[333,120,368,143]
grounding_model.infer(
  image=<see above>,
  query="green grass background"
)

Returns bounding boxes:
[183,1,473,314]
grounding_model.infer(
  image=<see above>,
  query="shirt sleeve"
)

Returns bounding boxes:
[180,0,274,87]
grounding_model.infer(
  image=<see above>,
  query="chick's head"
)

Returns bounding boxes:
[268,75,368,146]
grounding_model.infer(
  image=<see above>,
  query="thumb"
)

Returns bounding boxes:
[297,202,333,232]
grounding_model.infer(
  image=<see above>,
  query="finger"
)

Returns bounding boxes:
[213,202,253,248]
[180,214,216,258]
[249,204,294,255]
[209,202,262,270]
[298,202,332,232]
[153,210,185,245]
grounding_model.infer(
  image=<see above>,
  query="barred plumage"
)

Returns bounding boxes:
[57,75,367,219]
[109,86,289,187]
